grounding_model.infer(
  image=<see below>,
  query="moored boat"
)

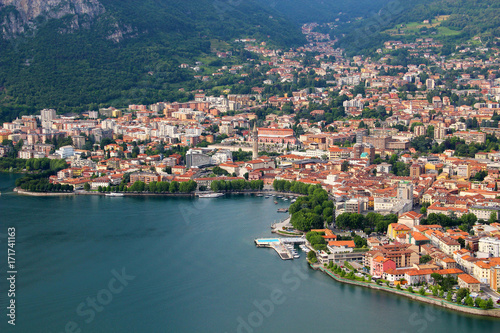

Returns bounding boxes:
[198,193,224,198]
[105,192,124,197]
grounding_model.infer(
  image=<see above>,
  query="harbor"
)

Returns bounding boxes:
[254,237,307,260]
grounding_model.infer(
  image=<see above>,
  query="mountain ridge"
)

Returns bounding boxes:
[0,0,305,120]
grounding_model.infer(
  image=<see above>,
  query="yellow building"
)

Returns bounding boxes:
[491,265,500,291]
[424,163,436,172]
[437,172,449,180]
[112,109,123,118]
[387,223,411,240]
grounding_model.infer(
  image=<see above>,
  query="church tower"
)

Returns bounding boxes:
[252,122,258,160]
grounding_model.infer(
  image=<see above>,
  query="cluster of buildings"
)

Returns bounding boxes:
[2,19,500,296]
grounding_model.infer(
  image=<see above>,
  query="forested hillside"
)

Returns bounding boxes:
[337,0,500,56]
[0,0,305,121]
[255,0,392,23]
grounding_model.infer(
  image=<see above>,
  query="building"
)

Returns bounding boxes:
[252,123,258,159]
[469,206,500,221]
[491,265,500,291]
[257,128,297,145]
[410,164,423,178]
[478,237,500,257]
[398,181,413,201]
[458,274,480,292]
[72,135,86,149]
[370,256,396,278]
[363,135,390,150]
[453,131,486,144]
[434,127,447,140]
[398,211,423,228]
[55,145,75,159]
[365,244,419,268]
[376,163,392,174]
[129,172,160,184]
[186,149,212,168]
[406,232,430,247]
[456,164,470,179]
[41,108,57,122]
[90,177,110,190]
[387,223,411,240]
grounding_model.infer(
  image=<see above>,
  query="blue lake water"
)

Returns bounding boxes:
[0,173,499,332]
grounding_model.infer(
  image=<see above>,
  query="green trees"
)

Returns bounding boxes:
[289,188,332,231]
[83,182,91,191]
[456,288,469,304]
[421,212,478,231]
[273,179,321,194]
[210,179,264,192]
[474,297,494,309]
[306,231,327,251]
[307,250,317,263]
[335,212,397,233]
[16,177,73,192]
[125,180,196,193]
[420,254,432,264]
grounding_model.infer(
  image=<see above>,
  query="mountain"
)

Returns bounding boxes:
[336,0,500,56]
[254,0,393,23]
[0,0,305,120]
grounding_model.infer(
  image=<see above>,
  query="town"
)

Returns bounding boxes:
[1,21,500,312]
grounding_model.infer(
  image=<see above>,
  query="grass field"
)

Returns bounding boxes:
[384,15,461,38]
[210,39,231,52]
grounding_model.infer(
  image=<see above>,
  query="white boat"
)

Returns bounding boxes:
[105,193,124,197]
[299,245,310,253]
[291,199,296,203]
[198,193,224,198]
[293,253,300,259]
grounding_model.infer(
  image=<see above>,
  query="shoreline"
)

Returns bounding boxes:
[14,188,75,196]
[312,264,500,319]
[10,182,500,319]
[13,188,302,198]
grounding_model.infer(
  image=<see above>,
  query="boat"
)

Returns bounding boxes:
[293,253,300,259]
[105,193,124,197]
[291,199,296,203]
[256,194,263,197]
[274,201,278,204]
[265,196,270,198]
[299,245,310,253]
[198,193,224,198]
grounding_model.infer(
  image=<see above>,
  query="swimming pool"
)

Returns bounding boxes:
[256,238,280,243]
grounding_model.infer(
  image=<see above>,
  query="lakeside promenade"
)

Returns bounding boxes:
[13,188,305,197]
[313,264,500,319]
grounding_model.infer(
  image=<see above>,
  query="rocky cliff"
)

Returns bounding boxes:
[0,0,105,38]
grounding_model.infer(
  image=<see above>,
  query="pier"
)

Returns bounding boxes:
[254,237,306,260]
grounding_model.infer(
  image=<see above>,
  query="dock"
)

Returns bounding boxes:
[254,237,306,260]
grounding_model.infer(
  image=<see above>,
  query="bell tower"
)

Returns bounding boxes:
[252,122,258,160]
